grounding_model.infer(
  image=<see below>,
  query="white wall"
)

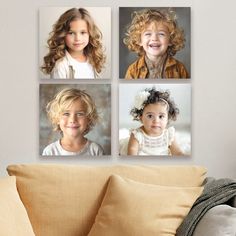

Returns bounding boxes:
[0,0,236,178]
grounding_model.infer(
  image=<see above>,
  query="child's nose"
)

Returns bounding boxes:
[151,33,161,41]
[69,115,77,122]
[74,33,80,41]
[153,116,160,122]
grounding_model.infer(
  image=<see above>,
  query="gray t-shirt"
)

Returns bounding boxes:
[42,139,104,156]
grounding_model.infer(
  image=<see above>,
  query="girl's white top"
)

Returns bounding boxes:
[42,139,104,156]
[131,126,175,155]
[51,50,96,79]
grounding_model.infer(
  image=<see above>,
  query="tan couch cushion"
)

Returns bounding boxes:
[7,164,206,236]
[0,176,35,236]
[88,175,203,236]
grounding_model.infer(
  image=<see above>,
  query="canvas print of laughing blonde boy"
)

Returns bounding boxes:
[120,7,190,79]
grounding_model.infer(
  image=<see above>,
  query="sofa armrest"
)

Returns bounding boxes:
[193,205,236,236]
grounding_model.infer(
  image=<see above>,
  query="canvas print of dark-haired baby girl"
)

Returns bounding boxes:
[119,7,190,79]
[119,84,191,156]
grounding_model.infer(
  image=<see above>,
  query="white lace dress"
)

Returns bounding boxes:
[131,126,175,155]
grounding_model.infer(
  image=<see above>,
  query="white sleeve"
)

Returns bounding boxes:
[50,60,68,79]
[130,128,143,144]
[89,142,104,156]
[168,126,175,145]
[42,145,52,156]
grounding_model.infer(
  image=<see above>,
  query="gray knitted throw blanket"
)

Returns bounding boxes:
[176,178,236,236]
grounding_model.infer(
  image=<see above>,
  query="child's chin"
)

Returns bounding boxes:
[148,131,162,137]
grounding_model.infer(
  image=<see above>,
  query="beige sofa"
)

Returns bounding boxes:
[0,164,235,236]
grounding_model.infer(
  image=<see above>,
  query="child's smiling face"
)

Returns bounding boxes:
[65,19,89,56]
[58,98,89,139]
[140,102,168,136]
[140,21,170,61]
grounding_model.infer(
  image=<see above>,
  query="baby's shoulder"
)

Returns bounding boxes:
[167,126,175,133]
[165,127,175,143]
[130,127,144,141]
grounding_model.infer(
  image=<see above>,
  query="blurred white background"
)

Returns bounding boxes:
[119,84,191,155]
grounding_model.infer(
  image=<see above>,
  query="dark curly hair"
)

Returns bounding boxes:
[130,88,179,121]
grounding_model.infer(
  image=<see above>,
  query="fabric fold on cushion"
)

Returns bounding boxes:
[0,176,35,236]
[88,174,203,236]
[176,178,236,236]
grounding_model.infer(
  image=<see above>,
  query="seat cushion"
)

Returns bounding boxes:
[88,175,203,236]
[193,205,236,236]
[7,164,206,236]
[0,176,35,236]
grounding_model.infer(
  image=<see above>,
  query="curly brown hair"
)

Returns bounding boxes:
[41,8,106,75]
[130,88,179,121]
[46,88,99,134]
[123,9,185,56]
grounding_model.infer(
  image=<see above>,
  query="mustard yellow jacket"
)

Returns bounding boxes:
[125,55,189,79]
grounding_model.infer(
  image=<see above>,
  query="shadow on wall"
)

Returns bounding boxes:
[39,84,111,155]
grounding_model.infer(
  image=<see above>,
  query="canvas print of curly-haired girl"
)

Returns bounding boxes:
[119,7,190,79]
[39,7,111,79]
[119,84,191,156]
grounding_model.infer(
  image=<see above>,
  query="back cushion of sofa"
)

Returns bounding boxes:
[7,164,206,236]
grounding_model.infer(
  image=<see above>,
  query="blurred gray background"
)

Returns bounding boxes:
[119,7,191,78]
[39,84,111,155]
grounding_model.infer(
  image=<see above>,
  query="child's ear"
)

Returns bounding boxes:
[139,115,143,122]
[138,36,143,46]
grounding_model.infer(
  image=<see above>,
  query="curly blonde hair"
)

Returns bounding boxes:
[46,88,99,134]
[123,9,185,56]
[41,8,106,75]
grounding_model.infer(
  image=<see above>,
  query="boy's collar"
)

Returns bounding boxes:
[138,54,178,69]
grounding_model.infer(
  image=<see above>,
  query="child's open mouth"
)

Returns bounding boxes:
[149,44,161,49]
[67,125,79,129]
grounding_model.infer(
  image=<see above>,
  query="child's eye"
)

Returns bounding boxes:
[81,31,87,35]
[159,115,165,119]
[158,32,167,37]
[62,112,70,116]
[144,32,151,36]
[76,112,86,117]
[68,31,75,36]
[146,114,154,119]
